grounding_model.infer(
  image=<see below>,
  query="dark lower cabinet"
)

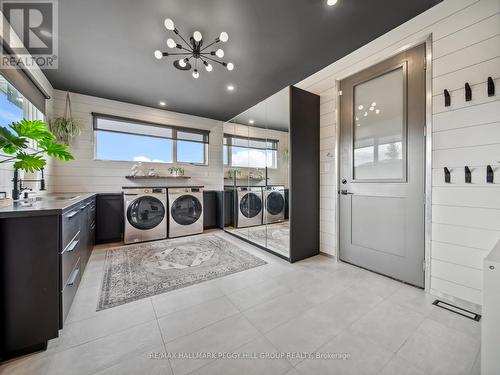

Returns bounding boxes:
[203,191,218,229]
[0,196,96,361]
[0,215,60,361]
[96,193,123,244]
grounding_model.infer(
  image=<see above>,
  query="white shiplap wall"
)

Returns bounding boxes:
[296,0,500,305]
[48,90,224,192]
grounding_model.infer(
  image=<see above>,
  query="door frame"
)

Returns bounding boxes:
[334,35,433,291]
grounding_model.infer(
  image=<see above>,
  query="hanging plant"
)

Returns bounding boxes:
[50,92,80,145]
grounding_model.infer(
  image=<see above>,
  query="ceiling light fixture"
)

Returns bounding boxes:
[159,101,166,106]
[154,18,234,79]
[227,84,235,91]
[327,0,338,6]
[249,119,255,124]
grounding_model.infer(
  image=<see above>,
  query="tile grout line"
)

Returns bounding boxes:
[151,298,175,375]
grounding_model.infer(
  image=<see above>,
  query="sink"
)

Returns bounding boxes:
[35,195,80,201]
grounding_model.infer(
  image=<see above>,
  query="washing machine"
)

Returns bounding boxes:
[236,187,263,227]
[124,187,167,244]
[168,187,204,238]
[263,185,285,224]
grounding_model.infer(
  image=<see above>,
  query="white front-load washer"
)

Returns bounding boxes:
[263,185,285,224]
[123,187,167,244]
[168,187,204,238]
[236,187,263,227]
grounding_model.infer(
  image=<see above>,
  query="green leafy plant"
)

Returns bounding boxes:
[168,166,185,176]
[0,119,74,172]
[50,117,80,146]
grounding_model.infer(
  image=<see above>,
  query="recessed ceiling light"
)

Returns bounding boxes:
[227,84,235,91]
[327,0,338,6]
[249,119,255,124]
[159,101,166,106]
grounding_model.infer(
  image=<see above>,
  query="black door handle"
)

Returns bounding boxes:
[340,190,353,195]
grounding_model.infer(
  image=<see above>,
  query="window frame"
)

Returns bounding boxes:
[223,133,279,169]
[92,113,209,166]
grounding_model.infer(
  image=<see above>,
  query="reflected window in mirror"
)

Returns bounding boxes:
[223,134,278,169]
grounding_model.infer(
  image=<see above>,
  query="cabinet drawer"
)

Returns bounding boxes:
[61,230,81,286]
[62,207,83,250]
[61,258,82,323]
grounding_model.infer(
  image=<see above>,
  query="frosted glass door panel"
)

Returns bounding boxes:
[353,67,406,181]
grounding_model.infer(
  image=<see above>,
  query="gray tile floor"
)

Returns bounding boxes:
[0,231,481,375]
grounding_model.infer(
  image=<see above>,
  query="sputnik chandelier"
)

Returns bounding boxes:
[154,18,234,79]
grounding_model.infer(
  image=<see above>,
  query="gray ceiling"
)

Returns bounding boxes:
[44,0,441,121]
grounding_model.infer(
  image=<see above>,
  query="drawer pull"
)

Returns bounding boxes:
[67,239,79,252]
[66,210,79,219]
[63,231,80,253]
[66,268,79,286]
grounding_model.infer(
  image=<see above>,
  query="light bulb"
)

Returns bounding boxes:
[376,109,380,114]
[154,50,163,60]
[327,0,338,5]
[193,31,202,42]
[167,38,176,49]
[179,59,186,68]
[164,18,175,30]
[358,105,363,110]
[364,112,368,117]
[249,120,255,124]
[192,69,199,79]
[219,32,229,42]
[227,85,235,91]
[227,62,234,71]
[205,63,213,72]
[371,102,377,107]
[216,49,224,58]
[159,101,166,106]
[369,106,374,111]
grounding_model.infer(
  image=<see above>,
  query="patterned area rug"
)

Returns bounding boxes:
[98,233,266,310]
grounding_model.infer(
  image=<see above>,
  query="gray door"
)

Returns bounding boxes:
[339,44,426,287]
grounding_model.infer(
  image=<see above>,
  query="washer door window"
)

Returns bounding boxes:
[127,196,165,230]
[240,193,262,218]
[266,192,284,215]
[171,195,202,225]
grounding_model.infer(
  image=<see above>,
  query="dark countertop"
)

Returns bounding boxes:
[0,193,97,219]
[122,185,205,189]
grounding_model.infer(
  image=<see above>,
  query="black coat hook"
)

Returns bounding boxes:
[488,77,495,97]
[465,83,472,101]
[465,166,472,183]
[487,165,494,183]
[444,89,451,107]
[444,167,451,183]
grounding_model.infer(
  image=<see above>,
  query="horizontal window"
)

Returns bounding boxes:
[93,114,209,165]
[224,134,278,169]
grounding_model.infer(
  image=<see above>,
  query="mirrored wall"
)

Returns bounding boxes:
[222,88,290,259]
